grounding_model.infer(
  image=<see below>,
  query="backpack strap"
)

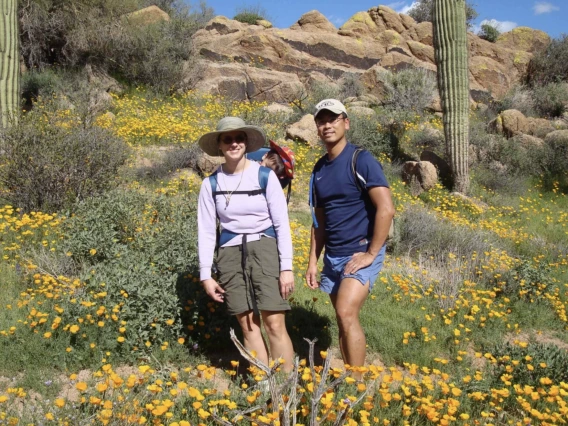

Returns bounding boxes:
[258,165,270,193]
[309,172,319,228]
[351,147,366,193]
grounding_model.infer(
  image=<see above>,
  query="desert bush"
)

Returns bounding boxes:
[21,68,62,107]
[233,4,269,24]
[18,0,212,92]
[0,102,129,213]
[59,189,223,348]
[382,67,437,113]
[135,145,202,180]
[408,0,478,28]
[525,34,568,87]
[347,113,393,158]
[339,73,365,99]
[478,23,500,42]
[289,81,341,115]
[395,205,499,260]
[495,85,536,116]
[543,130,568,191]
[532,82,568,118]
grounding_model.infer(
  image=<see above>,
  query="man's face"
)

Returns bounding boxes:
[315,111,350,145]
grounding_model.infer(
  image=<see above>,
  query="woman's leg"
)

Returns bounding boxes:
[261,311,294,372]
[235,310,269,366]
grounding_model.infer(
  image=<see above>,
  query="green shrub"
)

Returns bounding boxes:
[487,342,568,387]
[532,82,568,118]
[233,4,269,24]
[495,85,536,116]
[382,67,437,113]
[135,145,202,180]
[21,69,62,108]
[339,73,365,99]
[478,23,500,43]
[408,0,478,28]
[18,0,212,92]
[0,102,130,213]
[347,113,393,158]
[525,34,568,87]
[543,130,568,191]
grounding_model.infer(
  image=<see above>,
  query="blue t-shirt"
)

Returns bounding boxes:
[311,143,389,257]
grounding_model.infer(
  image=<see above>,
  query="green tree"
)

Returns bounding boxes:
[479,23,500,42]
[525,34,568,87]
[433,0,470,193]
[409,0,478,28]
[0,0,19,128]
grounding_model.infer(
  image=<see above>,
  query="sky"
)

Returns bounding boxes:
[198,0,566,39]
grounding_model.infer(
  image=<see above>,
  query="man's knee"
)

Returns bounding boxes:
[335,305,359,328]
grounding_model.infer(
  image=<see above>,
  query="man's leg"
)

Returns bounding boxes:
[236,310,270,366]
[261,311,295,372]
[330,277,369,376]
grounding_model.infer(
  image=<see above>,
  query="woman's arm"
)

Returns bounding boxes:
[197,178,218,281]
[265,170,294,298]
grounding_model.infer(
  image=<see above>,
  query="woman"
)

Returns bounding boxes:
[197,117,295,372]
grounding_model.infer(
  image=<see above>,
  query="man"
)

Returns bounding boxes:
[305,99,395,377]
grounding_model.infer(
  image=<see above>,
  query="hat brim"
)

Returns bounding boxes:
[314,106,347,118]
[198,126,267,157]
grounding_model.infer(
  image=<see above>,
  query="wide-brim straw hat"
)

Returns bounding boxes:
[198,117,267,157]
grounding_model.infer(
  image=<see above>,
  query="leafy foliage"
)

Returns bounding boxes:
[382,67,437,113]
[347,113,393,158]
[18,0,213,92]
[60,189,221,350]
[478,23,500,42]
[532,82,568,118]
[0,101,129,213]
[407,0,478,28]
[525,34,568,87]
[233,4,270,24]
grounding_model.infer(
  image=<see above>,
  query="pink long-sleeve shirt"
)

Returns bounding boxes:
[198,161,293,281]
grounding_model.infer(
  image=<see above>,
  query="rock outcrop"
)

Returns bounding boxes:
[191,7,550,103]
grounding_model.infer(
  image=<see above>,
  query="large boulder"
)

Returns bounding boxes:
[491,109,529,138]
[510,134,544,149]
[526,117,558,138]
[192,61,304,102]
[290,11,337,32]
[122,5,169,25]
[286,114,318,146]
[495,27,551,54]
[544,130,568,147]
[401,161,438,192]
[420,151,452,187]
[192,12,546,105]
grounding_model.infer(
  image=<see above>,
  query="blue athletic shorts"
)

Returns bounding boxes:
[320,245,386,295]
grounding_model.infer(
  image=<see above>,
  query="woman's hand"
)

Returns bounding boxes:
[279,270,294,299]
[202,278,225,303]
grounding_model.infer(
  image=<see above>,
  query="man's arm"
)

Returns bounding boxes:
[305,207,326,289]
[343,186,395,275]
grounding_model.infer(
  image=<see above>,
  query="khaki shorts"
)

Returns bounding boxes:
[216,236,290,316]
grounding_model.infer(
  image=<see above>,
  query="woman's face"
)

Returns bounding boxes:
[218,130,247,161]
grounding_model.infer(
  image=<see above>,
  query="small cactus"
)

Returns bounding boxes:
[432,0,470,193]
[0,0,20,128]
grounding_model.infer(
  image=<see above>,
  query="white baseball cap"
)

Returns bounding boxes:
[314,99,348,118]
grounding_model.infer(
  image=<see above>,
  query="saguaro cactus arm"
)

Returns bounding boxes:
[0,0,20,128]
[432,0,470,193]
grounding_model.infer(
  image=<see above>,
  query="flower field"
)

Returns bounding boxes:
[0,92,567,425]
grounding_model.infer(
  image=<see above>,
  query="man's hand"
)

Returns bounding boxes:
[305,262,320,290]
[279,270,295,299]
[202,278,225,303]
[343,252,375,275]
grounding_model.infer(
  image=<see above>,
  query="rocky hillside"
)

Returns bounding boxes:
[191,6,550,107]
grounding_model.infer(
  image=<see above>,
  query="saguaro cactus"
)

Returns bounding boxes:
[0,0,19,128]
[432,0,470,193]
